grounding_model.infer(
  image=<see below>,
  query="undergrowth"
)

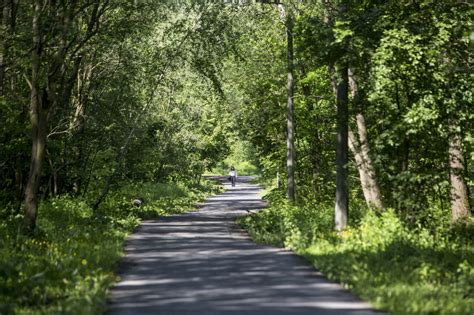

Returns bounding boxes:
[238,190,474,315]
[0,180,222,315]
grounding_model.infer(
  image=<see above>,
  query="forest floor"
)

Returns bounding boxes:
[106,176,383,315]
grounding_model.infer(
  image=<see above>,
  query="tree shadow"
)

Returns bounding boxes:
[107,180,383,314]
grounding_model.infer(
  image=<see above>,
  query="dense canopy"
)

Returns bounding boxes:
[0,1,472,314]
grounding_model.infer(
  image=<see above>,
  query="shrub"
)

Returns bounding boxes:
[0,179,221,314]
[239,189,474,315]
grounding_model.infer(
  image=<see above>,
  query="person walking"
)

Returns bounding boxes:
[229,166,237,187]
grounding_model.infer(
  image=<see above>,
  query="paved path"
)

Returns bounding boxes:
[107,177,382,315]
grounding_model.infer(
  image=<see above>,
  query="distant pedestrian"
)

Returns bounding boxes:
[229,166,237,187]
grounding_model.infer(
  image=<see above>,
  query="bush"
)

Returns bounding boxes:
[239,189,474,315]
[0,179,222,314]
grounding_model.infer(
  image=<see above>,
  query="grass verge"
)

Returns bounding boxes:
[237,190,474,315]
[0,180,222,315]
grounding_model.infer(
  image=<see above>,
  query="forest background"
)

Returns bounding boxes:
[0,1,472,314]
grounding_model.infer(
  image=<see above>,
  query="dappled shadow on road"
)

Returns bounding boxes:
[107,180,382,315]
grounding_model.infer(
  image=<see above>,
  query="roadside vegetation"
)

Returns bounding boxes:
[1,2,232,313]
[235,2,473,313]
[0,180,221,314]
[0,1,472,314]
[239,189,474,315]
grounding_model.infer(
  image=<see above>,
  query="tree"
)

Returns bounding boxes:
[449,131,471,222]
[24,1,110,231]
[321,0,350,230]
[23,0,43,232]
[347,71,383,211]
[280,3,296,202]
[334,62,349,230]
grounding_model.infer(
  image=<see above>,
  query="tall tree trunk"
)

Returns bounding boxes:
[285,9,295,202]
[24,0,46,232]
[321,0,350,229]
[335,64,349,231]
[324,0,350,230]
[449,131,471,222]
[348,69,383,210]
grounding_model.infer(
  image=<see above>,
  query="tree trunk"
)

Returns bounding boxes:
[285,10,295,202]
[321,0,350,230]
[24,0,46,232]
[335,64,349,231]
[70,61,92,131]
[348,69,383,210]
[449,131,471,222]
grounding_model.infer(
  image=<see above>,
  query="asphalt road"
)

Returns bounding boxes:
[106,176,382,315]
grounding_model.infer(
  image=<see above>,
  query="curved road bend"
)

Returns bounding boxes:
[106,176,383,315]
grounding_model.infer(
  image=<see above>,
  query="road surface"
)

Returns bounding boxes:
[106,176,382,315]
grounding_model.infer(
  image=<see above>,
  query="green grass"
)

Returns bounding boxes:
[0,180,222,315]
[238,190,474,315]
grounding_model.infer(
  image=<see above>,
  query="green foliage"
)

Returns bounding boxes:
[0,0,473,313]
[240,189,474,315]
[212,140,259,176]
[238,190,334,248]
[0,1,239,213]
[364,0,473,219]
[0,180,221,314]
[231,0,473,225]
